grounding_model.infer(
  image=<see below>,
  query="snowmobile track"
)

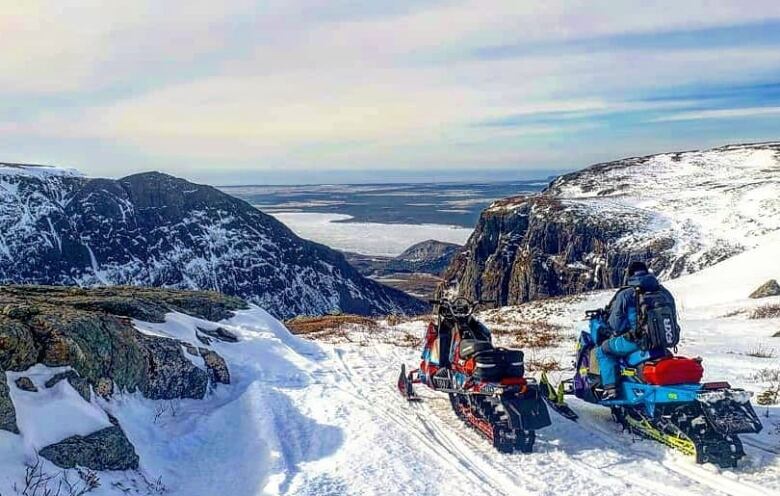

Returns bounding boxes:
[325,346,779,496]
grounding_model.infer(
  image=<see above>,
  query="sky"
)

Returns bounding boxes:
[1,1,780,185]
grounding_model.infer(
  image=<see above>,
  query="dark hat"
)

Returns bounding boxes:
[627,261,649,276]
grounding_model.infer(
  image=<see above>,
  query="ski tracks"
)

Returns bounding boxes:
[315,345,779,496]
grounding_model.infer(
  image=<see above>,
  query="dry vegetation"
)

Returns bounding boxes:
[750,304,780,320]
[746,343,776,359]
[753,368,780,407]
[490,320,568,350]
[284,314,426,348]
[524,356,566,373]
[285,315,379,336]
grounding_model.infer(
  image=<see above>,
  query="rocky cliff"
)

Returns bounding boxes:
[444,142,780,305]
[0,164,424,318]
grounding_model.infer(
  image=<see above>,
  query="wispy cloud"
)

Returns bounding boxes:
[1,1,780,182]
[651,106,780,122]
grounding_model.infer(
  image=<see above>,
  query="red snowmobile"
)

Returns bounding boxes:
[398,297,552,453]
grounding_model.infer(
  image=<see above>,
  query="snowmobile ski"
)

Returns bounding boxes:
[540,373,578,421]
[397,364,421,402]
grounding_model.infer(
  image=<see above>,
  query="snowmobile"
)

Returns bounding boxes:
[542,308,763,468]
[398,297,552,453]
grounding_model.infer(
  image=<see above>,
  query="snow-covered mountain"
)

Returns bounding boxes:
[0,163,424,318]
[445,142,780,305]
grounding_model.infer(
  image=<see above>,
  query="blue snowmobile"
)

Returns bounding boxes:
[543,308,763,468]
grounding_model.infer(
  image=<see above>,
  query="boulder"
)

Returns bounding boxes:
[198,348,230,385]
[14,376,37,392]
[0,317,37,371]
[139,334,208,399]
[197,326,238,343]
[39,425,139,471]
[750,279,780,299]
[0,375,18,433]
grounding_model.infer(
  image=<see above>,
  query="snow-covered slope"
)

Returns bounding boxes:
[446,142,780,306]
[0,165,423,318]
[547,142,780,275]
[2,236,778,495]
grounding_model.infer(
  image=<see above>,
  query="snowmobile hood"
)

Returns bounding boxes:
[627,271,660,292]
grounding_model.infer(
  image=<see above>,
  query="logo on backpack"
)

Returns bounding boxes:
[664,318,674,343]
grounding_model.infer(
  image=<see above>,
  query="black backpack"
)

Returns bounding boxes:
[634,287,680,350]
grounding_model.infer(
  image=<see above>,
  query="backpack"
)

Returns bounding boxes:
[634,287,680,350]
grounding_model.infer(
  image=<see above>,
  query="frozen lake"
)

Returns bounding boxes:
[271,212,473,256]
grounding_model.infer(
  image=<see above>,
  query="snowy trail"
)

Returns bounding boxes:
[292,342,780,495]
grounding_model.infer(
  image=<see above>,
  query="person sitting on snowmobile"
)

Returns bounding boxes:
[596,261,678,400]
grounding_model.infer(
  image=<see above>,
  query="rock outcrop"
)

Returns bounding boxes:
[0,375,18,433]
[39,423,139,471]
[0,164,424,318]
[0,285,248,471]
[750,279,780,299]
[0,286,240,410]
[445,142,780,305]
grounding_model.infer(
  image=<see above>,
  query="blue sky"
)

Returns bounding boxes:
[1,1,780,184]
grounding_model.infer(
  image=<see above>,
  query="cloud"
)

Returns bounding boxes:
[2,0,780,180]
[651,106,780,122]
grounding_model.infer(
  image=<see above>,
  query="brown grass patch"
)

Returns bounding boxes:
[491,320,566,350]
[525,356,565,373]
[285,314,425,348]
[285,315,378,336]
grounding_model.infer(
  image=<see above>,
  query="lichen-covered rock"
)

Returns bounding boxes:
[140,334,208,399]
[14,376,36,392]
[45,370,91,402]
[750,280,780,299]
[199,348,230,385]
[0,375,19,433]
[0,285,238,401]
[0,317,36,371]
[39,425,139,470]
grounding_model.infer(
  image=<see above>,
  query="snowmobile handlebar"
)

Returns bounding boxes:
[428,297,472,318]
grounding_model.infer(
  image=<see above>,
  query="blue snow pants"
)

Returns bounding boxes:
[595,335,640,388]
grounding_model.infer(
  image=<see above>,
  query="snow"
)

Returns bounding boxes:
[540,143,780,278]
[0,253,779,494]
[0,163,83,178]
[6,365,110,450]
[270,212,472,256]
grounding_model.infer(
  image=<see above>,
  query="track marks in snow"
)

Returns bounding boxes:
[316,344,780,496]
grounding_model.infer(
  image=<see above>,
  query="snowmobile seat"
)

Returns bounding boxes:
[471,348,524,381]
[625,348,669,367]
[459,339,493,359]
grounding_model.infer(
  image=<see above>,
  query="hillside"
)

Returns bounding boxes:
[444,142,780,305]
[0,233,778,495]
[0,164,424,318]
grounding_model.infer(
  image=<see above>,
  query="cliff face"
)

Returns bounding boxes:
[444,142,780,305]
[0,164,424,318]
